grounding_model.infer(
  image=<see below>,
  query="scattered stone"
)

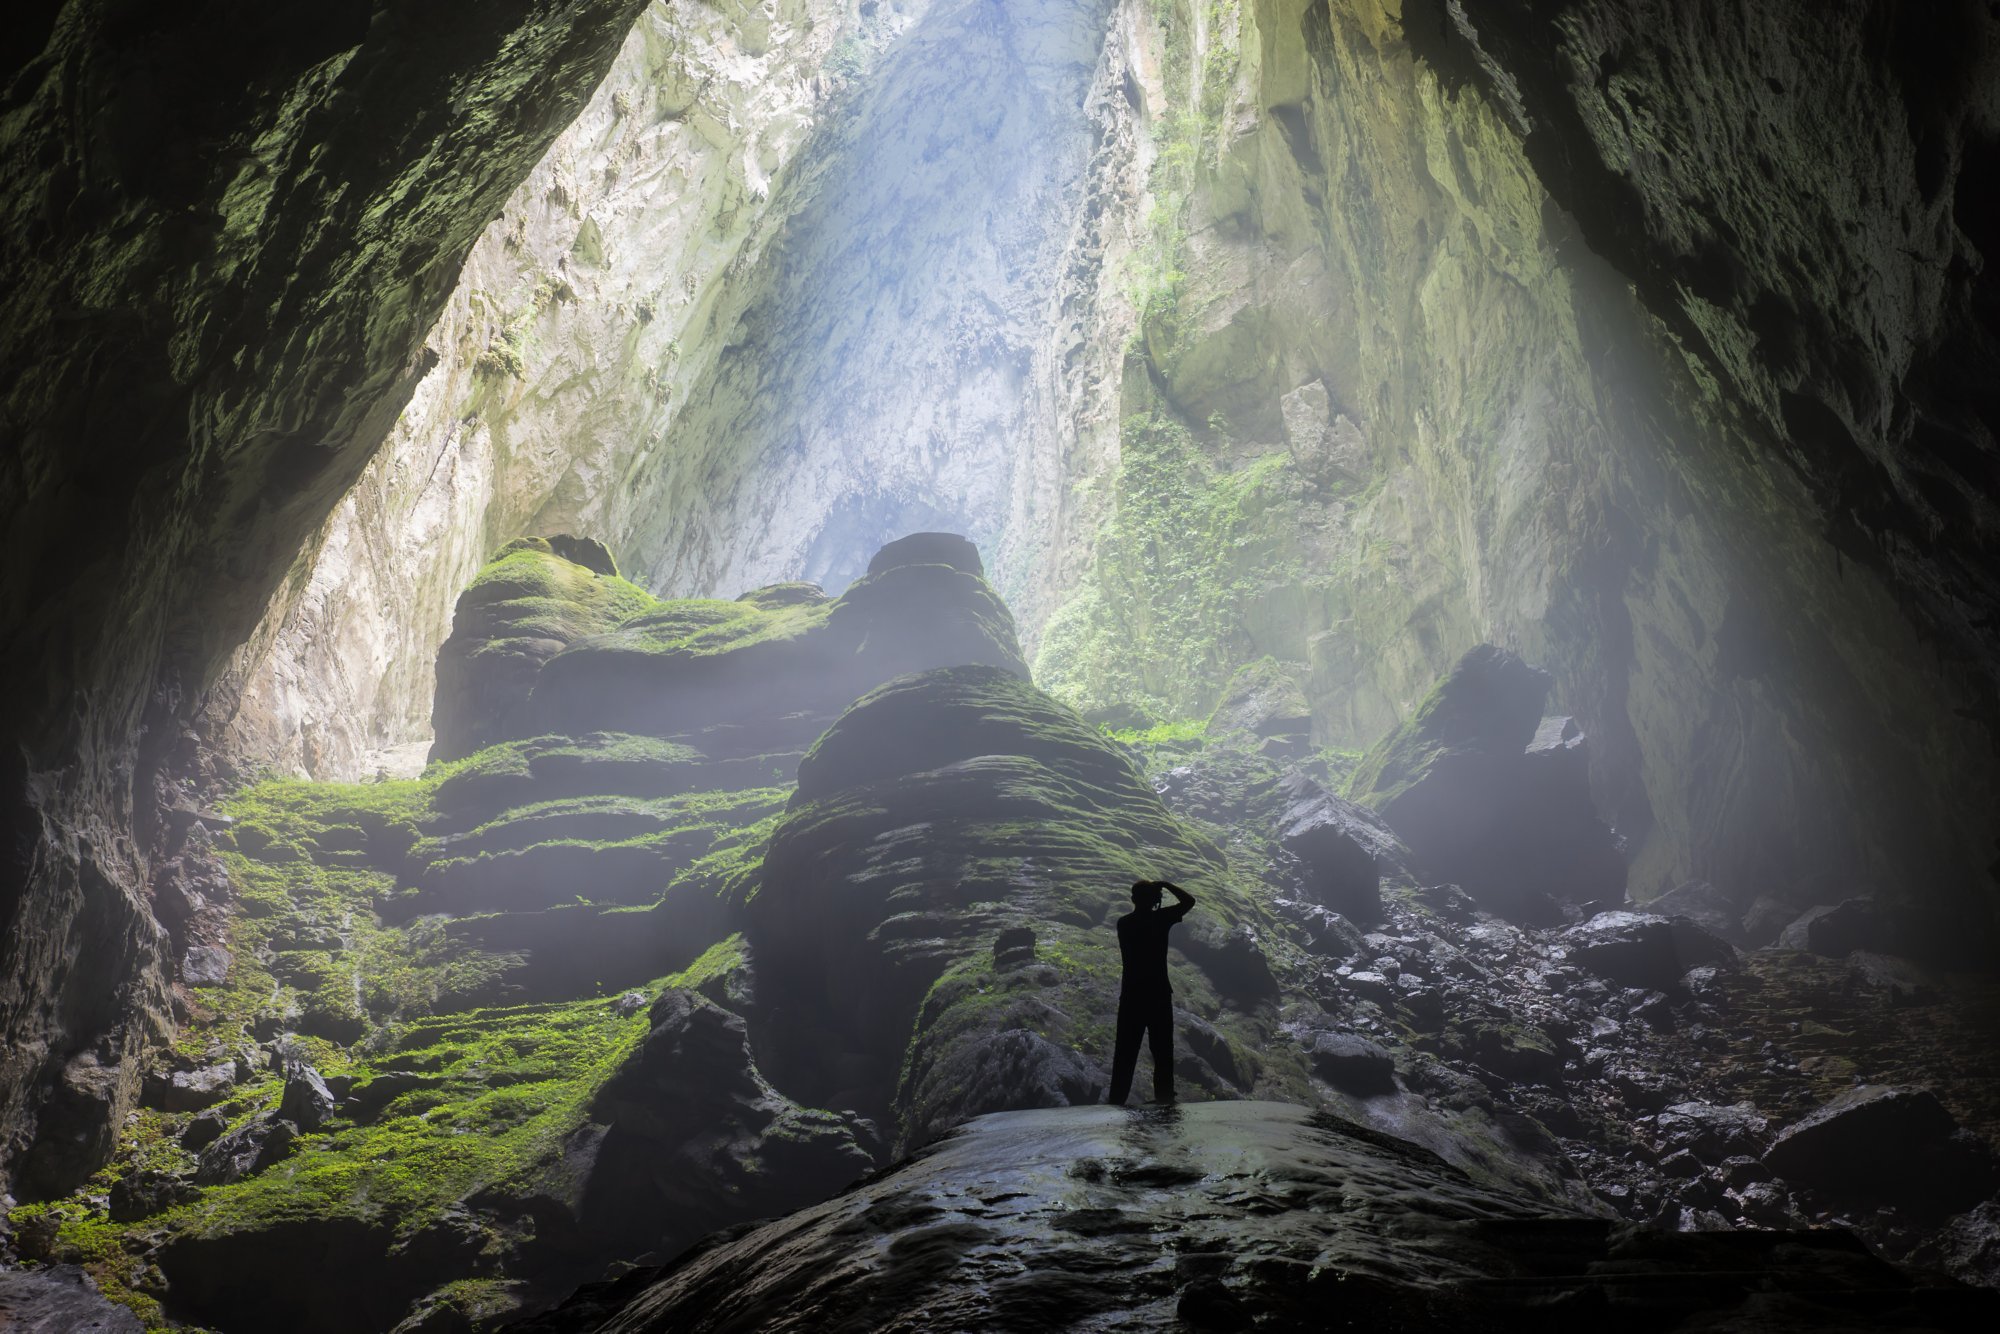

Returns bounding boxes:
[181,1107,228,1151]
[1561,912,1734,991]
[345,1071,441,1123]
[614,990,649,1018]
[1652,1101,1767,1161]
[1274,773,1406,924]
[156,1064,235,1113]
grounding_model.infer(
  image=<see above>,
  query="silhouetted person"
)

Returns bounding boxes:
[1108,879,1195,1105]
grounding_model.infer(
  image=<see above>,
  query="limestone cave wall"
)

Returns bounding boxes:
[0,0,650,1196]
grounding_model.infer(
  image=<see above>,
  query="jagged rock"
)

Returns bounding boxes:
[1306,1032,1397,1096]
[1765,1086,1998,1214]
[1777,899,1883,957]
[1741,895,1799,947]
[1207,658,1312,750]
[511,1102,1999,1333]
[180,1108,227,1151]
[1561,912,1735,991]
[195,1114,299,1186]
[278,1063,336,1133]
[1348,646,1625,922]
[1911,1202,2000,1291]
[1644,880,1750,948]
[1177,923,1281,1005]
[1274,771,1406,924]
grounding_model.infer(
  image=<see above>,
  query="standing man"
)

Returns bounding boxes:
[1108,879,1196,1105]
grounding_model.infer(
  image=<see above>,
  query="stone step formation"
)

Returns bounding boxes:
[6,536,1997,1332]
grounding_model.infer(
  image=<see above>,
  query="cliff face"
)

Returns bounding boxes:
[212,0,862,781]
[1032,0,2000,941]
[0,0,651,1199]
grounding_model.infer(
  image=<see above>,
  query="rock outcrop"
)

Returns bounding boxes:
[1348,645,1626,922]
[513,1102,2000,1332]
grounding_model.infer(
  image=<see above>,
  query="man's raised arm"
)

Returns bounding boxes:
[1159,881,1195,922]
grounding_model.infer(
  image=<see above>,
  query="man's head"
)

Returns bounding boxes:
[1130,880,1163,910]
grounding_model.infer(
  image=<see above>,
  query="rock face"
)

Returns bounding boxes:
[514,1102,1999,1332]
[750,664,1311,1150]
[1348,646,1626,922]
[0,0,653,1198]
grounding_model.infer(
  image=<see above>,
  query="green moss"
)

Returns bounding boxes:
[1033,415,1298,720]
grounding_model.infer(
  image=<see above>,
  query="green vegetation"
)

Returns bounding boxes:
[1103,718,1209,747]
[1034,414,1296,720]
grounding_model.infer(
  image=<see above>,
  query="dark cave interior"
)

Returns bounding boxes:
[2,1,1999,1330]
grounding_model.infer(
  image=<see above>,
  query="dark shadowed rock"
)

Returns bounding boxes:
[1274,772,1407,924]
[181,944,232,985]
[580,989,874,1260]
[1307,1032,1397,1095]
[1348,647,1625,922]
[993,926,1037,970]
[1777,899,1884,957]
[865,531,984,577]
[1651,1101,1768,1162]
[195,1114,299,1186]
[509,1102,1998,1333]
[108,1167,198,1222]
[278,1063,336,1133]
[1561,912,1735,991]
[147,1063,235,1113]
[1765,1086,1998,1214]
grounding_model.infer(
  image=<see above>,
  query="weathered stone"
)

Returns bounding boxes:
[1764,1086,1998,1213]
[1652,1101,1768,1162]
[1561,912,1735,992]
[278,1064,336,1133]
[865,531,984,578]
[1644,881,1750,948]
[993,927,1037,971]
[195,1114,300,1186]
[160,1064,236,1114]
[109,1168,198,1223]
[512,1103,1998,1333]
[180,944,232,986]
[1307,1032,1397,1096]
[1348,647,1625,923]
[1274,772,1407,924]
[0,1265,144,1332]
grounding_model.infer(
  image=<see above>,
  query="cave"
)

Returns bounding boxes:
[3,0,1999,1329]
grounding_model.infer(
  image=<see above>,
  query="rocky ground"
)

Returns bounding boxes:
[516,1103,1998,1333]
[3,536,1996,1331]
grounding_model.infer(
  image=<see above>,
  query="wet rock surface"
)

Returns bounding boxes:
[0,1263,144,1332]
[514,1102,1999,1332]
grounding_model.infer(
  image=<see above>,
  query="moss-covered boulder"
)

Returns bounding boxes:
[1348,646,1625,922]
[430,538,662,763]
[527,557,1026,754]
[749,665,1311,1151]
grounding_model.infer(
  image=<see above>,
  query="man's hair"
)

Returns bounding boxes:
[1131,880,1163,907]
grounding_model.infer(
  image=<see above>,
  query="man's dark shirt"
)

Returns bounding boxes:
[1116,899,1192,999]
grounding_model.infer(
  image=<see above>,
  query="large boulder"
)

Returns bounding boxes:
[1274,771,1411,925]
[1561,912,1735,991]
[1776,898,1884,957]
[429,538,661,762]
[750,666,1302,1151]
[1348,646,1625,922]
[1764,1086,1998,1215]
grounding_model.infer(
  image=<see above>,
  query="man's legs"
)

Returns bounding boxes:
[1147,997,1176,1103]
[1107,998,1143,1104]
